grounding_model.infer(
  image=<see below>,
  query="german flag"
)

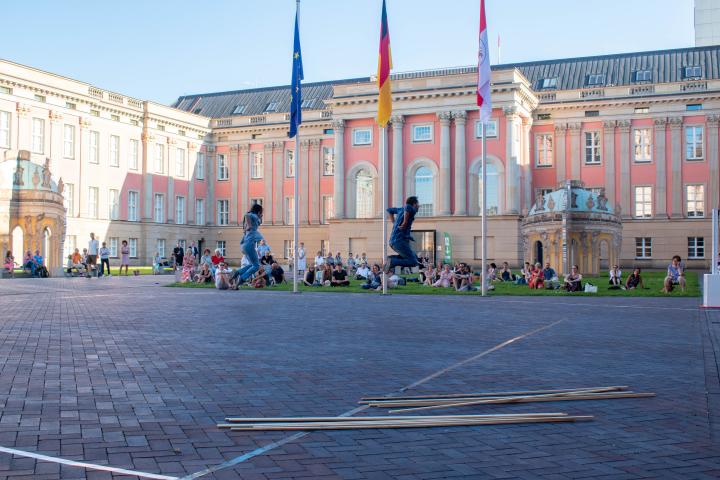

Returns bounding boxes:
[376,0,392,127]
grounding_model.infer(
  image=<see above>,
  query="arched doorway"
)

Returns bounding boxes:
[12,226,23,260]
[43,227,52,268]
[533,240,543,265]
[599,239,610,270]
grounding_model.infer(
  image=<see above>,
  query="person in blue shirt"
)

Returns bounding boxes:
[384,196,420,274]
[233,203,264,286]
[31,250,44,277]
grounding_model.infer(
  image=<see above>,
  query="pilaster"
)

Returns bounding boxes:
[567,122,581,181]
[602,121,616,205]
[452,111,467,215]
[166,138,176,223]
[332,119,345,219]
[669,117,683,217]
[708,115,720,211]
[239,144,250,218]
[653,118,668,217]
[554,123,567,184]
[390,115,404,207]
[309,139,321,224]
[504,106,520,213]
[229,144,239,225]
[617,120,631,219]
[299,139,309,224]
[438,112,452,215]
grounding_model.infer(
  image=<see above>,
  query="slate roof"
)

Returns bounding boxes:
[172,45,720,119]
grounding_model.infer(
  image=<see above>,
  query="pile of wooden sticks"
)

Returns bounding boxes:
[217,413,593,431]
[360,385,655,413]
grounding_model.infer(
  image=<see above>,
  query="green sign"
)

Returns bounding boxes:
[443,232,452,264]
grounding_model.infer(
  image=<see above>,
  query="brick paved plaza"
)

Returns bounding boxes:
[0,276,718,479]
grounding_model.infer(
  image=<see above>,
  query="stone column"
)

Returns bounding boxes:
[299,139,309,224]
[521,118,533,212]
[229,144,239,225]
[708,115,720,211]
[309,139,321,224]
[653,118,668,217]
[187,142,197,223]
[617,120,631,219]
[504,106,520,214]
[452,111,467,215]
[568,122,581,181]
[554,123,567,185]
[332,120,345,218]
[390,115,404,207]
[16,103,31,152]
[438,112,452,215]
[141,132,155,221]
[239,144,250,218]
[602,121,616,204]
[669,117,683,217]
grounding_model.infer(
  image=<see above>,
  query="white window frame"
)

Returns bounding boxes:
[251,198,264,207]
[216,240,226,257]
[129,139,139,170]
[685,126,704,161]
[322,147,335,176]
[321,195,334,224]
[286,150,295,178]
[688,237,705,259]
[129,238,138,258]
[635,237,652,259]
[634,70,651,82]
[686,184,705,218]
[285,196,295,225]
[109,135,120,167]
[633,128,652,163]
[154,193,165,223]
[127,190,139,221]
[175,148,186,177]
[109,189,120,220]
[633,186,653,218]
[154,143,165,173]
[31,118,45,154]
[584,131,601,165]
[587,73,606,86]
[195,198,205,225]
[217,199,229,225]
[474,120,498,139]
[0,111,10,149]
[89,131,100,164]
[283,240,294,259]
[352,128,372,146]
[251,151,264,179]
[195,152,205,179]
[156,239,166,258]
[109,238,118,258]
[64,183,75,217]
[175,196,186,225]
[541,77,557,89]
[217,154,229,180]
[684,66,702,79]
[535,134,553,167]
[88,186,99,219]
[63,124,75,159]
[411,124,433,143]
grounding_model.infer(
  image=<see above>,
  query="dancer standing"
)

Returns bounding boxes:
[233,203,264,285]
[384,196,420,274]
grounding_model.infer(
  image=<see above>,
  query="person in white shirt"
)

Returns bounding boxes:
[215,262,232,290]
[297,242,306,274]
[87,233,99,277]
[609,265,622,288]
[98,242,111,277]
[355,263,370,280]
[314,251,324,267]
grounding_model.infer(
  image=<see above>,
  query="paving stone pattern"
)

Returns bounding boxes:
[0,276,718,479]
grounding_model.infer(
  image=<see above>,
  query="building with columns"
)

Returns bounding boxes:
[1,44,719,272]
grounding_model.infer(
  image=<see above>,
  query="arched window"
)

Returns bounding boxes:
[43,227,52,268]
[479,163,499,215]
[414,166,434,216]
[356,169,373,219]
[11,226,23,260]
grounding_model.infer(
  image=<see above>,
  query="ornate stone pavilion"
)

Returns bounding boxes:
[521,181,622,275]
[0,150,66,273]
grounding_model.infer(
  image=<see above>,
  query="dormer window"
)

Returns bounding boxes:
[264,102,279,113]
[634,70,651,82]
[301,98,316,108]
[540,77,557,89]
[232,104,246,115]
[587,74,606,86]
[684,66,702,79]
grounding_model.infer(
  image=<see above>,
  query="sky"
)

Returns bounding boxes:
[2,0,696,105]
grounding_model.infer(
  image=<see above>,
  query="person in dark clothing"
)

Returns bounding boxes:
[270,262,285,285]
[331,264,350,286]
[384,196,420,274]
[172,243,184,271]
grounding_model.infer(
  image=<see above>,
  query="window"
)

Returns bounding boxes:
[154,143,165,173]
[128,191,139,221]
[89,131,99,163]
[537,188,553,199]
[34,94,46,103]
[634,186,652,218]
[321,195,334,224]
[178,130,185,137]
[232,105,246,115]
[109,189,120,220]
[479,163,499,215]
[285,196,295,225]
[688,237,705,259]
[64,183,74,216]
[195,198,205,225]
[88,187,99,219]
[415,166,434,216]
[217,199,229,225]
[686,185,705,218]
[634,107,650,114]
[0,111,9,148]
[585,110,599,117]
[537,113,552,120]
[196,152,205,179]
[130,119,139,126]
[217,154,229,180]
[633,129,652,162]
[684,66,702,79]
[587,73,606,86]
[322,147,335,175]
[686,104,703,111]
[32,118,45,154]
[286,150,295,177]
[264,102,279,113]
[283,240,294,259]
[129,238,138,258]
[535,134,553,167]
[90,109,99,117]
[584,131,601,165]
[154,193,164,223]
[356,169,373,218]
[63,124,75,158]
[111,114,120,122]
[156,239,166,258]
[634,70,651,82]
[541,77,557,89]
[301,98,316,108]
[157,124,165,131]
[109,135,120,167]
[685,126,704,160]
[635,237,652,258]
[175,148,186,177]
[216,240,226,257]
[109,238,118,258]
[176,196,185,224]
[251,151,264,179]
[251,197,264,207]
[474,120,498,138]
[320,240,329,256]
[129,139,139,170]
[64,235,76,259]
[412,125,433,143]
[0,86,11,95]
[353,128,372,146]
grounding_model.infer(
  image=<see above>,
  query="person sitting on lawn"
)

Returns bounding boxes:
[194,262,212,284]
[314,251,324,267]
[609,265,623,288]
[318,264,333,286]
[210,249,224,275]
[662,255,686,293]
[303,265,318,287]
[499,262,514,282]
[453,263,474,291]
[270,262,285,285]
[529,262,545,289]
[542,262,558,289]
[260,251,274,268]
[250,269,267,289]
[433,264,453,288]
[419,263,435,285]
[214,262,232,290]
[361,264,383,290]
[563,265,583,292]
[180,248,195,283]
[4,251,15,277]
[486,263,498,282]
[200,249,212,268]
[515,262,531,285]
[355,262,370,280]
[330,263,350,287]
[346,252,356,273]
[153,252,163,275]
[625,267,646,290]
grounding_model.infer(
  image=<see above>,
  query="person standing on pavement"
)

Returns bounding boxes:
[172,242,184,271]
[87,233,99,278]
[98,242,111,277]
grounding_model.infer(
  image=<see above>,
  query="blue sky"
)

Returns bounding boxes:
[2,0,695,105]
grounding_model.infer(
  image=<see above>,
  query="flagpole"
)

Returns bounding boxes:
[481,122,487,297]
[292,0,300,294]
[382,125,388,295]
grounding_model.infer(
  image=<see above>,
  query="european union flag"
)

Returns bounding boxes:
[289,9,303,138]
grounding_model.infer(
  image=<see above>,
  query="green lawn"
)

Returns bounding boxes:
[167,270,700,297]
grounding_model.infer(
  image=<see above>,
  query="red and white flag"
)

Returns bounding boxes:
[476,0,492,122]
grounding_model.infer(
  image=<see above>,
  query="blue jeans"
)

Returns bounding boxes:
[234,241,259,282]
[388,239,419,270]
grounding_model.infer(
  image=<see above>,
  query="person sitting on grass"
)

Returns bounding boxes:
[180,248,195,283]
[542,262,558,289]
[153,252,163,275]
[319,264,333,286]
[609,265,623,289]
[346,252,356,273]
[270,262,285,285]
[529,262,545,289]
[486,263,497,282]
[419,263,436,285]
[361,264,383,290]
[4,251,15,278]
[433,264,453,288]
[250,269,267,289]
[303,265,318,287]
[625,267,646,290]
[314,251,324,267]
[662,255,686,293]
[563,265,583,292]
[194,262,212,284]
[498,262,514,282]
[330,263,350,287]
[515,262,530,285]
[325,252,335,267]
[200,249,212,268]
[453,263,474,292]
[214,262,232,290]
[211,249,225,274]
[355,262,370,280]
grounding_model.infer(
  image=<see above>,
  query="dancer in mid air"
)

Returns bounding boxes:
[232,203,264,286]
[384,196,420,274]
